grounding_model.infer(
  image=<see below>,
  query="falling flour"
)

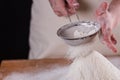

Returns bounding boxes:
[65,26,120,80]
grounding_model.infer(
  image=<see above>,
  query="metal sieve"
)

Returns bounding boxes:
[57,21,101,46]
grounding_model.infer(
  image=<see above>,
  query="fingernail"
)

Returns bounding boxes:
[73,3,79,6]
[112,47,117,53]
[114,49,117,53]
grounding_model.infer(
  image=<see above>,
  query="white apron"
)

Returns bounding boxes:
[29,0,120,59]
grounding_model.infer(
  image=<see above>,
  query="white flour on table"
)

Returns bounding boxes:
[66,51,120,80]
[3,52,120,80]
[3,67,68,80]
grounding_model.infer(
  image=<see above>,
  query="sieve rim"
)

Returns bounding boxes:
[57,21,101,40]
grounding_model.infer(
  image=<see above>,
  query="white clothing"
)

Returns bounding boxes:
[29,0,120,59]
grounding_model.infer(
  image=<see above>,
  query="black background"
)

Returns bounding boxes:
[0,0,32,61]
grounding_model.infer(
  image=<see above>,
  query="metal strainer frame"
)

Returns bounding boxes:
[57,21,101,46]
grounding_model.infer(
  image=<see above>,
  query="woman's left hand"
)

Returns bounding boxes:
[96,2,119,53]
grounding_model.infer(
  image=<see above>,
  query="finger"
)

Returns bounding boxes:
[66,0,79,8]
[53,7,68,16]
[96,2,108,16]
[101,23,117,53]
[105,38,117,53]
[95,2,109,25]
[68,8,76,14]
[58,8,68,16]
[54,11,63,17]
[111,34,117,44]
[49,0,68,16]
[66,0,79,13]
[102,33,117,53]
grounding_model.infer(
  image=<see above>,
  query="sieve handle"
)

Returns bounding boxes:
[65,0,80,23]
[66,10,80,23]
[75,13,80,22]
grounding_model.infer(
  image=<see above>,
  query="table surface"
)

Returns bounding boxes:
[0,58,71,80]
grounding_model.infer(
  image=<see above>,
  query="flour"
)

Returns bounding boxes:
[65,26,120,80]
[74,30,87,38]
[3,67,68,80]
[73,22,98,38]
[3,52,120,80]
[67,22,98,59]
[74,29,96,38]
[66,33,97,59]
[3,27,120,80]
[66,51,120,80]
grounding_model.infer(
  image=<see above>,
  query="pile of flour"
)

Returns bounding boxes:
[66,51,120,80]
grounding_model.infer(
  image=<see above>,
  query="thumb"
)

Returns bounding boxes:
[66,0,79,9]
[96,2,108,16]
[111,34,117,45]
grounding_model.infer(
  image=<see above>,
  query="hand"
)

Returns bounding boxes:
[96,2,118,53]
[49,0,79,17]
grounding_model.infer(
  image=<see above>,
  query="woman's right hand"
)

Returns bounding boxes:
[49,0,79,17]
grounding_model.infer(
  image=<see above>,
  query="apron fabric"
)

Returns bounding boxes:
[29,0,120,59]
